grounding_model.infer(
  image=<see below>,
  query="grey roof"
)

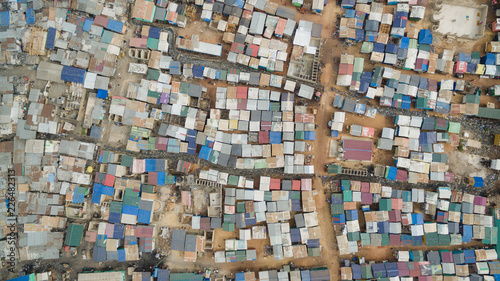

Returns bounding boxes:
[275,6,296,19]
[211,217,222,229]
[448,222,459,234]
[462,202,473,214]
[249,12,266,35]
[453,251,465,264]
[184,235,197,252]
[171,229,186,251]
[294,214,305,228]
[377,138,394,150]
[427,251,441,265]
[188,84,202,98]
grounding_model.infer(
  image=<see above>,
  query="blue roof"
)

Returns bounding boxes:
[458,52,472,63]
[386,44,398,54]
[345,9,356,18]
[113,224,125,239]
[372,263,387,278]
[235,273,245,281]
[386,262,399,277]
[199,146,212,160]
[193,65,204,78]
[291,228,301,242]
[97,89,108,99]
[149,26,162,38]
[155,269,170,281]
[138,209,152,224]
[106,19,125,34]
[373,42,385,53]
[484,53,496,65]
[93,245,106,262]
[108,212,121,223]
[378,221,390,233]
[269,131,282,144]
[83,18,93,32]
[46,27,56,50]
[117,248,126,262]
[401,95,411,109]
[352,264,362,280]
[307,239,320,248]
[355,29,364,42]
[332,214,346,225]
[412,213,424,225]
[26,8,35,25]
[304,131,316,140]
[234,0,245,8]
[61,66,86,84]
[463,225,473,242]
[418,29,433,44]
[301,270,311,281]
[464,249,476,263]
[122,205,139,216]
[0,11,9,27]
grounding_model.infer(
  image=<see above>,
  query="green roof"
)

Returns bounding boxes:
[361,265,373,279]
[65,223,84,247]
[360,233,370,246]
[449,203,461,212]
[295,131,305,140]
[109,201,123,213]
[466,94,480,104]
[347,231,360,241]
[343,190,352,202]
[478,107,500,120]
[290,191,301,200]
[425,232,439,246]
[331,204,344,215]
[228,175,239,186]
[448,122,461,134]
[341,180,351,190]
[142,184,155,194]
[308,247,321,257]
[121,155,133,167]
[147,69,160,80]
[222,223,235,232]
[147,37,159,49]
[170,273,203,281]
[379,198,392,211]
[236,202,246,213]
[411,250,424,261]
[381,233,390,246]
[327,164,342,174]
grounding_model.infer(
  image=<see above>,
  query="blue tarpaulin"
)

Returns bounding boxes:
[400,37,409,49]
[472,177,484,187]
[418,29,433,44]
[46,27,56,50]
[26,9,35,25]
[117,249,126,262]
[199,146,212,160]
[97,89,108,99]
[61,66,86,84]
[401,95,411,109]
[386,166,397,180]
[145,159,157,172]
[8,275,32,281]
[106,19,125,34]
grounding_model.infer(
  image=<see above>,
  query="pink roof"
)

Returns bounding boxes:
[270,178,281,190]
[343,150,372,161]
[301,178,312,191]
[130,37,148,48]
[474,196,487,206]
[85,231,97,242]
[148,172,158,185]
[106,223,114,236]
[94,15,109,27]
[361,127,375,138]
[104,174,115,187]
[292,180,301,190]
[361,192,372,204]
[136,225,154,238]
[132,159,146,174]
[181,190,191,206]
[275,18,286,35]
[454,61,467,74]
[360,182,370,192]
[343,139,372,151]
[392,198,403,210]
